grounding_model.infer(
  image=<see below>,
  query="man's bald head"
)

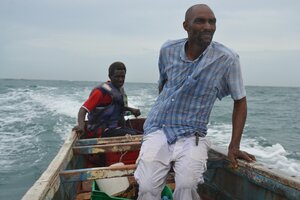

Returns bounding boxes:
[185,4,214,23]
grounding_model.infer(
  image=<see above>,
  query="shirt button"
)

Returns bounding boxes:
[162,124,166,127]
[171,98,175,102]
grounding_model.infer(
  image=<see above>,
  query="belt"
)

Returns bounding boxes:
[194,131,205,146]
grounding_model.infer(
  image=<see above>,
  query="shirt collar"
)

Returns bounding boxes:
[180,39,213,63]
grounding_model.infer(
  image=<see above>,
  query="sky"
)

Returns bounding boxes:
[0,0,299,87]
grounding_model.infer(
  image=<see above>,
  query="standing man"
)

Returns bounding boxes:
[73,61,141,138]
[134,4,256,200]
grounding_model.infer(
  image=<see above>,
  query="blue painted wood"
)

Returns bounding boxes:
[72,142,141,155]
[201,154,300,200]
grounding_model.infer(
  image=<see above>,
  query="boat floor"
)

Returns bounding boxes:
[74,179,211,200]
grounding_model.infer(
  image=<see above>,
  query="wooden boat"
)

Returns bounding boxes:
[22,118,300,200]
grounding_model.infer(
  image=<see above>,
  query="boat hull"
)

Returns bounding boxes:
[22,118,300,200]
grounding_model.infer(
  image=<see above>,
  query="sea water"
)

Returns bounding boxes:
[0,79,299,200]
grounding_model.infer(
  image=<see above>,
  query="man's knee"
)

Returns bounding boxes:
[176,174,203,190]
[138,179,152,193]
[138,179,161,197]
[136,177,160,194]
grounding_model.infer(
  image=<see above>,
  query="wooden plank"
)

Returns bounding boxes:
[206,147,300,199]
[73,142,141,155]
[231,165,300,199]
[60,165,176,185]
[60,164,136,182]
[76,135,142,146]
[75,192,91,200]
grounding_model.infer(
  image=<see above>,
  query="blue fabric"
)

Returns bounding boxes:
[144,38,246,144]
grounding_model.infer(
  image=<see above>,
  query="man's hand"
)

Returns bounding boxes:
[72,125,85,137]
[130,108,141,117]
[228,148,256,168]
[74,107,88,137]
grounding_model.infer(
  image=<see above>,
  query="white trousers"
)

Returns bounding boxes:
[134,130,210,200]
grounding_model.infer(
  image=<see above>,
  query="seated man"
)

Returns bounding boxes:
[73,61,141,138]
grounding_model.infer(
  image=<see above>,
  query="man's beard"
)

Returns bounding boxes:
[193,31,214,48]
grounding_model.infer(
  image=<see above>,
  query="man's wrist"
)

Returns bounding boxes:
[229,143,240,151]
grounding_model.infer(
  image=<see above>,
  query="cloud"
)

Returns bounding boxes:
[0,0,300,86]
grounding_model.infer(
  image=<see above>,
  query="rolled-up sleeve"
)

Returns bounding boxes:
[227,55,246,100]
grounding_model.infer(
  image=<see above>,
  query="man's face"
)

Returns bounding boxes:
[185,6,216,48]
[110,69,126,88]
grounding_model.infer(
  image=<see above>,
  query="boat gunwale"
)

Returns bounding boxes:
[21,131,77,200]
[209,146,300,192]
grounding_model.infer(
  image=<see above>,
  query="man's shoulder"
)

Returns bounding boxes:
[90,85,112,101]
[90,86,104,97]
[91,82,110,97]
[161,38,187,50]
[211,41,239,59]
[94,81,113,92]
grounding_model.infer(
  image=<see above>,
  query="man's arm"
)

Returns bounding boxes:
[73,107,87,135]
[228,97,256,168]
[158,78,167,94]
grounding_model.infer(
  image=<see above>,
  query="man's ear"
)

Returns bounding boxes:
[183,21,189,31]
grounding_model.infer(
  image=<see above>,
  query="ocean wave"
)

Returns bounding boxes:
[0,80,299,199]
[208,123,300,177]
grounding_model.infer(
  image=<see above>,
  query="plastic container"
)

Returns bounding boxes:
[91,181,128,200]
[95,162,130,196]
[91,181,173,200]
[105,151,139,166]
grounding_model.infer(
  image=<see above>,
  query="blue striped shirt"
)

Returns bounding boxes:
[144,38,246,144]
